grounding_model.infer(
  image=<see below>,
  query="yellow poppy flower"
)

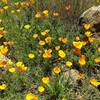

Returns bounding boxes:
[9,68,16,73]
[85,31,92,37]
[75,36,80,41]
[82,41,87,46]
[42,76,49,84]
[88,37,95,43]
[33,34,38,38]
[0,45,8,55]
[41,31,46,36]
[24,24,31,30]
[16,61,23,67]
[90,78,100,87]
[38,86,45,93]
[62,38,68,43]
[26,92,38,100]
[58,37,68,43]
[43,49,52,58]
[39,40,45,46]
[4,41,14,46]
[45,36,52,43]
[58,50,66,58]
[53,66,61,74]
[45,29,50,32]
[28,53,35,59]
[0,27,4,31]
[11,10,15,14]
[73,41,84,49]
[43,10,49,15]
[66,61,73,67]
[8,41,14,45]
[41,29,49,36]
[16,61,27,71]
[35,12,41,18]
[3,6,9,10]
[0,84,6,90]
[55,46,60,51]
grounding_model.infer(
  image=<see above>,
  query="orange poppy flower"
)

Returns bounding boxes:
[43,49,52,58]
[17,65,27,71]
[45,37,52,43]
[62,38,68,43]
[53,66,61,74]
[0,60,7,67]
[95,58,100,63]
[78,55,86,65]
[73,48,81,55]
[83,23,91,30]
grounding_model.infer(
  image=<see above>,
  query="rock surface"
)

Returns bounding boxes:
[63,69,80,82]
[79,5,100,33]
[0,55,9,61]
[0,54,9,67]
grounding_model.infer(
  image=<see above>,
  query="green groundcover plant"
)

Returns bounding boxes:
[0,0,100,100]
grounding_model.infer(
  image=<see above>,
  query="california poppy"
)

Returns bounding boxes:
[78,55,86,65]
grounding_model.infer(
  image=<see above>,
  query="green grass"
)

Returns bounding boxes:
[0,0,100,100]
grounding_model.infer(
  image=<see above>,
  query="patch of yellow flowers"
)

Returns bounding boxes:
[0,45,8,55]
[58,50,66,58]
[0,83,7,90]
[26,92,38,100]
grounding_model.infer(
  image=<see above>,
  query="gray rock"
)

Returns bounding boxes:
[0,55,9,67]
[63,69,80,82]
[79,5,100,33]
[0,55,9,61]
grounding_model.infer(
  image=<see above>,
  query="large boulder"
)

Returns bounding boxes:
[79,5,100,33]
